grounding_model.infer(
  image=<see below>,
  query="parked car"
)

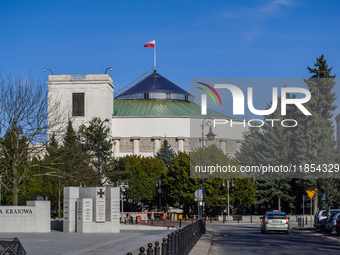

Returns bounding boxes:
[314,209,340,231]
[260,211,290,235]
[333,218,340,234]
[326,212,340,234]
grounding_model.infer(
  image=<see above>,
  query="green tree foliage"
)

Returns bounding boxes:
[0,74,63,205]
[43,121,97,217]
[107,155,166,211]
[237,55,338,214]
[163,152,199,214]
[296,54,337,165]
[78,117,112,184]
[156,139,175,169]
[191,145,257,215]
[296,55,337,212]
[60,120,97,187]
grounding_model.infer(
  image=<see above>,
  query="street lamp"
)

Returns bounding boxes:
[105,67,112,74]
[117,180,129,220]
[223,178,234,220]
[98,118,110,187]
[44,68,54,75]
[0,175,2,206]
[202,118,216,234]
[156,179,162,211]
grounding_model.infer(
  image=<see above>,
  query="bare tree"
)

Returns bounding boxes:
[0,74,63,205]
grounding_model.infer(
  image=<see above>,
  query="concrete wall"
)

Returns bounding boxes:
[0,201,50,233]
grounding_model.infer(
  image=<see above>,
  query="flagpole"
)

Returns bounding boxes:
[154,40,156,72]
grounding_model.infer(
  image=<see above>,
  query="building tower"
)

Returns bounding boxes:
[47,74,114,140]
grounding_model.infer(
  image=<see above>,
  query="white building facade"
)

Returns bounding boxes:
[48,72,249,157]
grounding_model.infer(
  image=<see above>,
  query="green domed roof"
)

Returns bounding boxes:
[113,99,230,118]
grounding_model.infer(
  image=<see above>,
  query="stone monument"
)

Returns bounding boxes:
[63,187,120,233]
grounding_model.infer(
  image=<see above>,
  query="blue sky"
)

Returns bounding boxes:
[1,0,340,117]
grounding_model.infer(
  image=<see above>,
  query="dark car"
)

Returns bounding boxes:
[326,212,340,234]
[314,209,340,231]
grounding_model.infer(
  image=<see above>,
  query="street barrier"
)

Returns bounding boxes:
[126,219,204,255]
[0,238,26,255]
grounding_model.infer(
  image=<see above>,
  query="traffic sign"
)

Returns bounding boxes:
[306,190,316,199]
[157,188,162,194]
[219,198,228,200]
[321,194,326,201]
[194,189,203,201]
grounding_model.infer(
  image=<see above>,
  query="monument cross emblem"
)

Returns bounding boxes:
[97,189,105,198]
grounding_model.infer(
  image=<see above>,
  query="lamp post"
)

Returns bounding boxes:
[105,67,112,74]
[117,180,129,220]
[156,179,162,211]
[201,118,216,234]
[98,118,109,187]
[0,175,2,206]
[223,178,234,220]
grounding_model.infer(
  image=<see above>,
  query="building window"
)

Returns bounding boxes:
[73,93,85,116]
[144,93,149,99]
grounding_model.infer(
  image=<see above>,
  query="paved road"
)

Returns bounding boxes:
[208,225,340,255]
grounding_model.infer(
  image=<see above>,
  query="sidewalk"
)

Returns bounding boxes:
[189,230,214,255]
[0,229,172,255]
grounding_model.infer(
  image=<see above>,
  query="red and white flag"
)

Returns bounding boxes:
[144,40,155,48]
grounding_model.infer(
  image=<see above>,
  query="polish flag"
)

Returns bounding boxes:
[144,40,155,48]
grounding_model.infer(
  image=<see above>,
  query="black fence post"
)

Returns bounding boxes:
[223,214,226,223]
[179,219,182,228]
[138,247,146,255]
[146,243,153,255]
[154,241,160,255]
[171,232,176,255]
[162,238,167,255]
[178,229,183,255]
[306,217,308,225]
[251,215,252,223]
[175,231,179,255]
[238,216,240,223]
[125,219,206,255]
[136,216,138,224]
[167,234,172,255]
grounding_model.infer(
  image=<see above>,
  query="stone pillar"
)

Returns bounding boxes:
[153,136,161,155]
[177,137,185,152]
[63,187,80,233]
[220,139,227,154]
[106,187,120,233]
[132,137,140,155]
[113,138,121,158]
